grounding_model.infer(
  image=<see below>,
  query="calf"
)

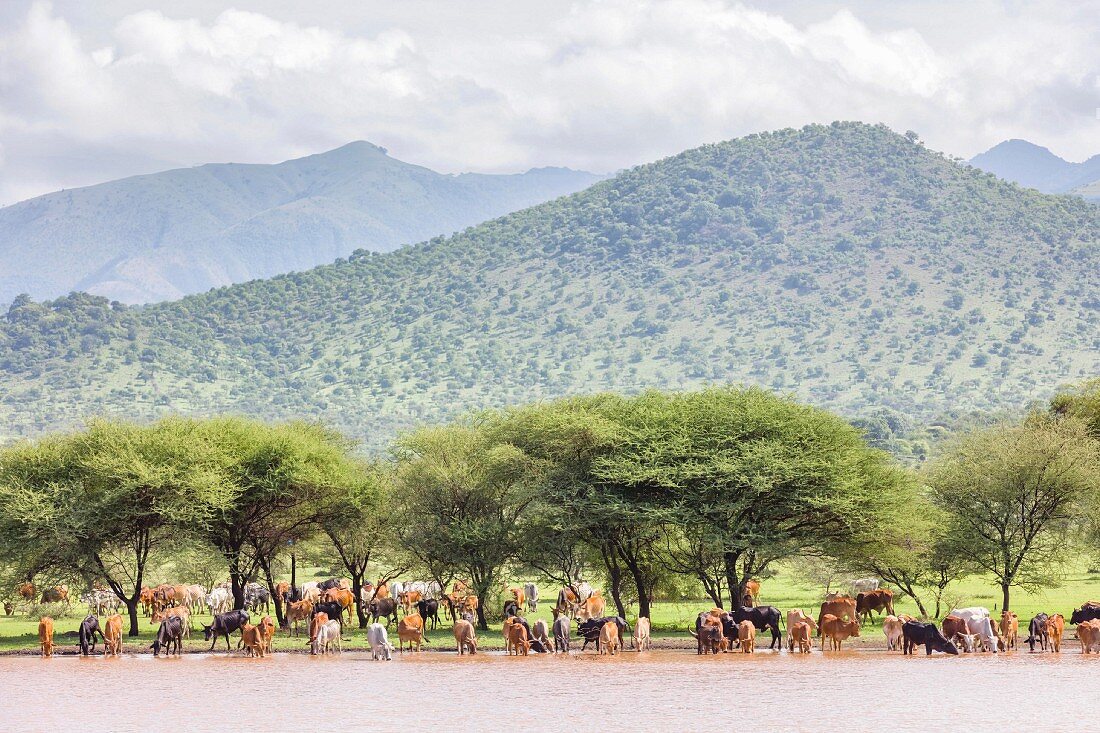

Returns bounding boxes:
[241,624,266,657]
[632,617,651,651]
[103,614,123,657]
[38,617,54,658]
[786,608,818,650]
[368,623,395,660]
[902,620,959,656]
[151,615,184,657]
[820,613,860,651]
[790,621,812,653]
[507,621,532,656]
[1047,614,1065,653]
[882,615,904,651]
[691,621,724,655]
[1000,611,1019,651]
[553,615,571,653]
[1026,613,1050,652]
[203,609,250,651]
[259,615,276,652]
[599,620,620,656]
[738,620,756,654]
[78,615,104,656]
[454,619,477,655]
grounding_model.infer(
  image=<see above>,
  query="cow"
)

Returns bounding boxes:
[317,578,343,592]
[850,577,880,595]
[818,596,858,630]
[314,620,342,655]
[368,623,395,660]
[184,585,205,615]
[786,609,818,650]
[579,616,630,652]
[965,615,999,653]
[553,615,571,653]
[855,589,894,625]
[902,620,959,656]
[555,586,581,618]
[78,615,104,656]
[577,591,606,621]
[532,619,552,651]
[398,613,425,653]
[1076,619,1100,654]
[726,606,783,649]
[152,605,192,638]
[596,620,618,656]
[1069,602,1100,626]
[744,579,761,607]
[286,599,313,637]
[308,612,329,653]
[374,581,391,600]
[398,590,423,615]
[524,583,539,611]
[300,582,321,604]
[41,585,70,605]
[368,597,399,628]
[454,619,477,655]
[1047,614,1065,653]
[942,616,969,647]
[508,587,526,613]
[18,582,35,605]
[205,587,232,616]
[503,600,519,619]
[820,613,860,651]
[505,620,530,656]
[275,581,290,604]
[738,620,756,654]
[1026,613,1050,652]
[140,586,155,616]
[151,615,184,657]
[633,617,651,651]
[415,599,441,630]
[690,619,724,655]
[1000,611,1019,651]
[259,615,276,652]
[322,588,355,624]
[313,601,346,631]
[790,621,813,653]
[38,617,54,657]
[103,614,123,657]
[882,615,905,651]
[241,624,266,657]
[244,583,270,613]
[203,609,250,651]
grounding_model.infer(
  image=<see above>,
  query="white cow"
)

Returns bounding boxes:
[949,607,997,653]
[390,581,405,599]
[524,583,539,611]
[850,577,880,595]
[205,587,232,615]
[368,623,394,661]
[313,620,342,655]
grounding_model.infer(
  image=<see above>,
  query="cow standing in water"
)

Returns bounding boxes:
[78,615,105,656]
[203,609,250,651]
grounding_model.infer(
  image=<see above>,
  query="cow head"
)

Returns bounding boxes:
[935,635,960,655]
[201,624,213,641]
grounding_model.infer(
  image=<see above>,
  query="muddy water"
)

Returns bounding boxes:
[2,649,1095,732]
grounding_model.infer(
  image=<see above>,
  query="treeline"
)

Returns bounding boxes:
[1,383,1099,635]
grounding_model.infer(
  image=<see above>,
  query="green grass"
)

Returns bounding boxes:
[6,562,1099,653]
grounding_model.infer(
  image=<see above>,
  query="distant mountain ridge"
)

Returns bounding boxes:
[970,139,1100,199]
[0,142,604,303]
[0,122,1095,452]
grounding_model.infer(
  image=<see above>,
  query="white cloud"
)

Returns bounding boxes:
[0,0,1096,204]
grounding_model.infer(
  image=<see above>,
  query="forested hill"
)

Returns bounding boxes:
[1,122,1097,454]
[0,142,602,304]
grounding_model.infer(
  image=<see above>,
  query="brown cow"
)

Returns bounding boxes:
[599,620,620,656]
[510,587,527,613]
[744,579,761,607]
[818,596,857,631]
[633,617,651,651]
[508,621,532,656]
[260,615,276,652]
[17,582,35,604]
[882,615,905,651]
[322,588,355,624]
[1047,614,1065,653]
[40,585,69,605]
[308,612,329,651]
[398,590,423,615]
[287,599,313,637]
[1000,611,1019,651]
[855,589,894,625]
[103,614,123,657]
[786,609,818,650]
[152,605,191,637]
[790,621,812,654]
[398,613,425,653]
[738,620,756,654]
[139,586,155,616]
[374,582,390,600]
[38,617,54,657]
[820,613,860,651]
[454,619,477,655]
[578,591,606,621]
[241,623,266,657]
[1076,619,1100,654]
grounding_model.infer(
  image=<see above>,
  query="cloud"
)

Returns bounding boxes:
[0,0,1096,204]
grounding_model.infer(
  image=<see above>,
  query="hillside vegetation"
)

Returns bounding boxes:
[0,122,1097,451]
[0,142,602,303]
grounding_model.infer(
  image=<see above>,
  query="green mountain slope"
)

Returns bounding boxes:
[1,122,1097,449]
[0,142,603,304]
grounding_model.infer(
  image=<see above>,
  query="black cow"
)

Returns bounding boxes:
[577,616,630,652]
[1070,604,1100,625]
[416,599,441,630]
[78,615,104,656]
[318,578,343,592]
[151,615,184,657]
[1026,613,1050,652]
[202,609,250,651]
[503,600,518,619]
[902,620,959,656]
[726,606,783,649]
[368,597,399,628]
[312,601,346,629]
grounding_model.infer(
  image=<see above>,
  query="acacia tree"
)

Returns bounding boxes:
[0,419,215,635]
[928,414,1100,611]
[394,424,538,630]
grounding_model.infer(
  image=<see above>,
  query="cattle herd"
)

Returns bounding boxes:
[16,577,1100,661]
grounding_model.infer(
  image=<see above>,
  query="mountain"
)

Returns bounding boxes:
[0,142,604,304]
[0,122,1097,453]
[970,139,1100,199]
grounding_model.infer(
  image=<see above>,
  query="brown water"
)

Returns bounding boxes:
[2,649,1095,731]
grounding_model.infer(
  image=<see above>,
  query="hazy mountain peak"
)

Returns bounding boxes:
[970,139,1100,198]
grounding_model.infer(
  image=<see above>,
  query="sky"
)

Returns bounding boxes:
[0,0,1096,205]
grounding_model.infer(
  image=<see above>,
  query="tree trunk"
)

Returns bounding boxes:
[723,551,742,609]
[229,561,246,611]
[620,549,651,619]
[598,543,627,618]
[126,598,140,637]
[1001,582,1011,613]
[258,557,285,628]
[352,572,368,629]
